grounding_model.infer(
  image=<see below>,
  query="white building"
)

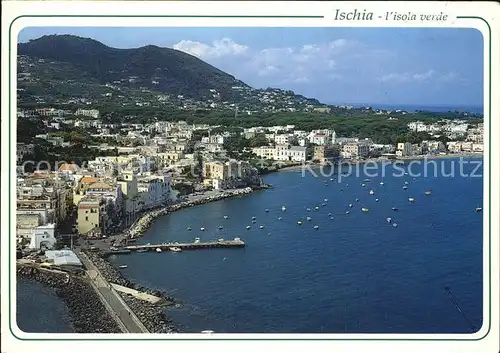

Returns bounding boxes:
[28,223,56,250]
[252,144,308,162]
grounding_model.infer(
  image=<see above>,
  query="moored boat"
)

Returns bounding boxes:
[425,191,432,195]
[170,247,182,252]
[155,248,162,253]
[476,207,483,212]
[408,197,415,202]
[362,207,369,212]
[118,265,128,269]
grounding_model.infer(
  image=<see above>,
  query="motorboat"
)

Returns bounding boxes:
[361,183,366,187]
[118,265,128,269]
[392,223,398,228]
[259,225,265,229]
[348,204,353,208]
[330,216,334,220]
[313,225,319,230]
[355,198,360,202]
[201,330,215,334]
[246,225,251,230]
[265,209,269,213]
[156,248,162,253]
[386,217,392,223]
[362,207,369,212]
[476,207,483,212]
[218,238,224,242]
[297,221,303,225]
[375,198,379,202]
[328,212,332,216]
[218,225,223,230]
[170,247,182,252]
[187,227,192,231]
[252,216,257,220]
[194,237,201,243]
[392,207,398,211]
[380,182,384,185]
[369,190,375,195]
[306,217,312,221]
[425,191,432,195]
[252,220,257,223]
[307,208,311,212]
[408,197,415,202]
[324,198,329,202]
[224,215,229,219]
[345,211,350,214]
[200,227,206,231]
[403,186,408,190]
[282,206,287,211]
[315,206,320,210]
[278,217,283,220]
[404,181,409,185]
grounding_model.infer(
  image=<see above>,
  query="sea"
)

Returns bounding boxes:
[17,157,484,334]
[337,103,483,115]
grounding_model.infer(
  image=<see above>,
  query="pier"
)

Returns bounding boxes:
[118,239,245,254]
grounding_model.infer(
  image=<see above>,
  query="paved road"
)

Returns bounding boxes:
[76,251,149,333]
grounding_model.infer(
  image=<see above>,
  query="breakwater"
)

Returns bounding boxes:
[84,250,178,333]
[17,265,121,333]
[128,187,254,238]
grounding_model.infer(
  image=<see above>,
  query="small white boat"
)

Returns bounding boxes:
[282,206,287,211]
[252,220,256,223]
[200,227,206,231]
[156,248,162,253]
[330,178,334,181]
[369,190,375,195]
[218,225,223,230]
[362,207,369,212]
[380,182,384,185]
[187,227,192,231]
[375,198,379,202]
[252,216,256,220]
[194,237,201,243]
[346,184,349,187]
[218,238,224,242]
[201,330,215,334]
[345,211,350,214]
[278,217,283,220]
[476,207,483,212]
[328,212,332,216]
[404,181,409,185]
[364,179,371,182]
[403,186,408,190]
[330,217,334,220]
[393,223,398,228]
[392,207,398,211]
[408,198,415,202]
[361,183,366,187]
[119,265,128,269]
[246,225,251,230]
[315,206,319,210]
[259,225,265,229]
[306,216,312,221]
[425,191,432,195]
[349,204,353,208]
[355,198,359,202]
[313,225,319,230]
[324,198,328,202]
[386,217,392,223]
[267,232,271,236]
[170,247,182,252]
[297,221,303,225]
[224,215,229,219]
[307,208,311,212]
[321,203,326,206]
[265,209,269,213]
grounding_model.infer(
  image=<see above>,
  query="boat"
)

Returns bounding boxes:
[364,179,371,182]
[404,181,409,185]
[361,183,366,187]
[348,204,353,208]
[224,215,229,219]
[403,186,408,190]
[393,223,398,228]
[324,198,328,202]
[386,217,392,223]
[297,221,303,225]
[234,237,241,241]
[282,206,287,211]
[380,182,384,185]
[278,217,283,220]
[313,225,319,230]
[321,203,326,207]
[355,198,360,202]
[246,225,251,230]
[265,209,269,213]
[170,247,182,252]
[328,212,332,216]
[315,206,320,210]
[306,216,312,221]
[187,227,192,231]
[362,207,369,212]
[375,198,379,202]
[408,197,415,202]
[476,207,483,212]
[194,237,201,243]
[218,225,224,230]
[345,211,350,214]
[156,248,162,253]
[252,216,256,220]
[267,232,272,236]
[369,190,375,195]
[330,217,334,220]
[252,220,256,223]
[330,178,334,181]
[119,265,128,269]
[307,208,311,212]
[137,249,148,253]
[392,207,398,211]
[259,225,265,229]
[201,330,215,334]
[218,238,224,242]
[425,191,432,195]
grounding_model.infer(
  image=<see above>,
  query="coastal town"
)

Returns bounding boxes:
[15,104,483,333]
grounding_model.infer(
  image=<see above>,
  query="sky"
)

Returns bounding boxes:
[18,27,484,108]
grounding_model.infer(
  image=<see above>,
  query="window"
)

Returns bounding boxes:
[85,216,88,221]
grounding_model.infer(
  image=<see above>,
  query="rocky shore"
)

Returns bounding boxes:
[128,187,254,238]
[83,250,178,333]
[17,265,121,333]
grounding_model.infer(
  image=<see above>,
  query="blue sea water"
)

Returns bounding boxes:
[336,103,483,115]
[108,158,484,334]
[17,278,74,333]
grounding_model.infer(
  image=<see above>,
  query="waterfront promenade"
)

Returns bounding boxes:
[76,251,149,333]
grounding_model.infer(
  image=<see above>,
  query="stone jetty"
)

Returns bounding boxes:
[83,250,177,333]
[128,187,254,238]
[17,265,122,333]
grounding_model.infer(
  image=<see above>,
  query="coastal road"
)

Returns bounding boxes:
[76,251,149,333]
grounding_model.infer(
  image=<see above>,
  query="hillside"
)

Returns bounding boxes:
[17,35,321,111]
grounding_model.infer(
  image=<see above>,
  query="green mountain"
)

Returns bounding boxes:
[17,35,321,110]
